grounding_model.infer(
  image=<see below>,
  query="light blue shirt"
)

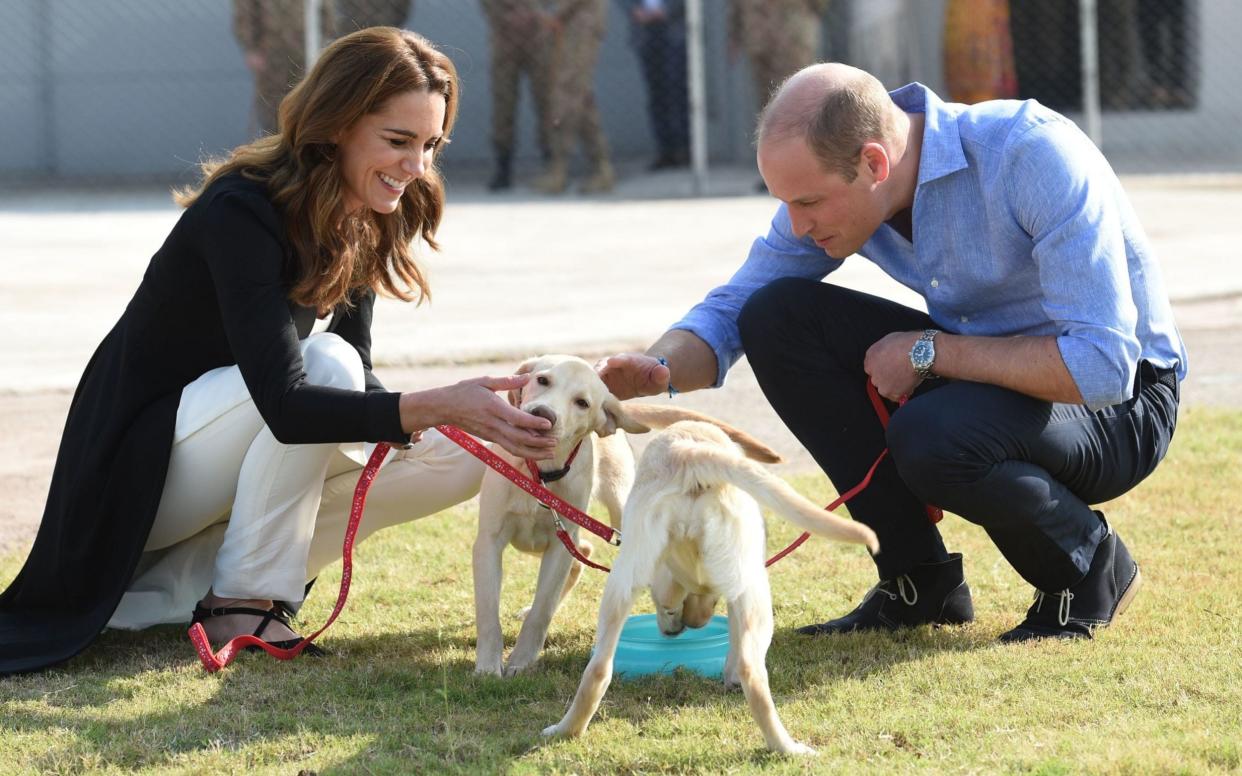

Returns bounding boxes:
[673,83,1188,410]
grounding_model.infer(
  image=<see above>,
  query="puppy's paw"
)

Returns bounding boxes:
[540,722,566,739]
[503,658,535,677]
[474,660,502,677]
[779,741,817,756]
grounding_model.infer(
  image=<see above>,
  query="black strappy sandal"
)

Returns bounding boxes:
[190,603,327,657]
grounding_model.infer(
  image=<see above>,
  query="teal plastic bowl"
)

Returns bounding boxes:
[600,613,730,680]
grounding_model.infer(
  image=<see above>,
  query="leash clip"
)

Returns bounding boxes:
[552,511,621,546]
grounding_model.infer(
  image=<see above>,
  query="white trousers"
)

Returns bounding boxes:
[109,333,484,629]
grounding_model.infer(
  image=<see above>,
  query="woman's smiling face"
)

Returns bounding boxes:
[336,88,447,216]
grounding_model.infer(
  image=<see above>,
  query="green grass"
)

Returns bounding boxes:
[2,408,1240,775]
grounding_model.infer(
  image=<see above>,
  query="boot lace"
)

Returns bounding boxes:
[1034,588,1074,626]
[876,574,918,606]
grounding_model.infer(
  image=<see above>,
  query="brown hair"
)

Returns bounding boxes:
[758,66,896,183]
[177,27,458,310]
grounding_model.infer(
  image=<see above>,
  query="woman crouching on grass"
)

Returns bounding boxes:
[0,27,555,675]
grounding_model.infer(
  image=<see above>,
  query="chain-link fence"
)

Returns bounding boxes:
[2,0,1239,190]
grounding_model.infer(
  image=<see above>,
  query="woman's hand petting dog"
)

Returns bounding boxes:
[400,374,557,460]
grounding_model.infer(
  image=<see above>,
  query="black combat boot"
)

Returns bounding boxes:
[488,151,512,191]
[999,518,1141,642]
[797,552,975,635]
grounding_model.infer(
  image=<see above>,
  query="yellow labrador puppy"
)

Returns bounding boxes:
[473,355,647,677]
[542,417,879,755]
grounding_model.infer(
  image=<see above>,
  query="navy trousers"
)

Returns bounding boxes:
[737,279,1179,591]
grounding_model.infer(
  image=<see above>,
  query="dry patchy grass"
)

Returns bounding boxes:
[1,408,1239,774]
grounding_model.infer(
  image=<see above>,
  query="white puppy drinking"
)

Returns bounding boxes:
[542,414,879,755]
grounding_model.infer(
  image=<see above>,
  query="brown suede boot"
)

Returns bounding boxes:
[579,160,615,194]
[533,159,568,194]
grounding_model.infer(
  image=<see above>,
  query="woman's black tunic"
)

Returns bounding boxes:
[0,173,411,674]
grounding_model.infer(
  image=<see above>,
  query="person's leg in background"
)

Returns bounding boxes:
[535,0,613,194]
[638,20,689,169]
[657,18,690,166]
[487,24,522,191]
[738,279,973,634]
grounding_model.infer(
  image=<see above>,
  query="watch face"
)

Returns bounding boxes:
[911,340,935,369]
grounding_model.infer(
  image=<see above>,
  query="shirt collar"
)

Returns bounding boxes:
[889,82,968,186]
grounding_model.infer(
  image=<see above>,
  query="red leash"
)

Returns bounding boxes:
[765,381,942,567]
[437,425,618,571]
[187,379,941,669]
[188,441,392,672]
[188,424,620,671]
[522,442,612,571]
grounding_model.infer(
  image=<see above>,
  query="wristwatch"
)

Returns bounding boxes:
[909,329,940,380]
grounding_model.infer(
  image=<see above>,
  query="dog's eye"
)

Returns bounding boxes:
[575,398,590,409]
[536,375,549,386]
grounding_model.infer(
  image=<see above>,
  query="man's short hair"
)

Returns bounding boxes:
[758,68,896,183]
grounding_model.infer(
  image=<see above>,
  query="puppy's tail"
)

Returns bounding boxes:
[667,440,880,554]
[623,404,782,464]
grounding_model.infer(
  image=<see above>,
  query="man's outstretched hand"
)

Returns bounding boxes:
[594,353,670,401]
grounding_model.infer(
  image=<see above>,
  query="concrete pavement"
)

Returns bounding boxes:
[1,168,1240,554]
[3,168,1240,393]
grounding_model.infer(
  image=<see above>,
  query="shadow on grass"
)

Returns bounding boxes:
[3,616,985,772]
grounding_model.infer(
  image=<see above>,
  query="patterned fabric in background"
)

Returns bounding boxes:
[943,0,1017,104]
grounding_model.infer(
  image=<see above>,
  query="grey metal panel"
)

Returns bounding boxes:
[47,0,230,74]
[0,0,42,75]
[0,0,49,176]
[53,76,253,176]
[0,84,45,174]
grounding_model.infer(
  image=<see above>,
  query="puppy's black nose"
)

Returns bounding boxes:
[527,405,558,428]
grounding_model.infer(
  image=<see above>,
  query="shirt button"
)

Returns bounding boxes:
[930,278,939,288]
[960,315,969,323]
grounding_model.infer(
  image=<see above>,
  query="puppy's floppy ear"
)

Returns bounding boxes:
[509,358,538,408]
[597,394,651,437]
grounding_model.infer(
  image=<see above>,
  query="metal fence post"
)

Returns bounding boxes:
[1079,0,1103,148]
[686,0,708,195]
[37,0,54,176]
[305,0,323,72]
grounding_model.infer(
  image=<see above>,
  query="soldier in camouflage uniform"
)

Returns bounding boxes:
[729,0,828,109]
[337,0,414,32]
[233,0,337,135]
[481,0,558,191]
[533,0,615,194]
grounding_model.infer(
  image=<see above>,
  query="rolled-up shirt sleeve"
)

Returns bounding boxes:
[672,204,841,387]
[1006,120,1141,409]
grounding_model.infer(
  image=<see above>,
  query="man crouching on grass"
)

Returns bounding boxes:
[597,63,1186,642]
